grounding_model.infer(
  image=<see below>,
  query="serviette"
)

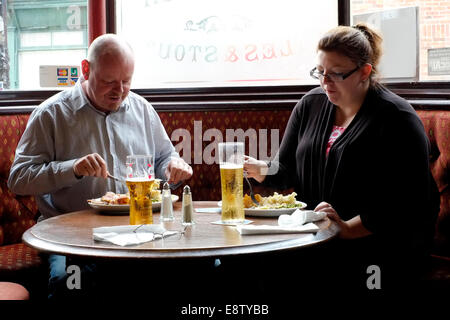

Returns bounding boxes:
[236,222,319,235]
[93,224,178,246]
[278,209,326,227]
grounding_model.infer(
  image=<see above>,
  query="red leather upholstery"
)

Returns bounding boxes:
[0,244,43,273]
[159,110,291,200]
[0,115,39,246]
[0,115,42,278]
[417,110,450,256]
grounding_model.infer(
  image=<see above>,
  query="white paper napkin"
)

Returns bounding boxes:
[236,222,319,235]
[93,224,178,246]
[236,209,326,235]
[278,209,326,227]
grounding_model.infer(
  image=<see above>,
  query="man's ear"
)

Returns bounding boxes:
[361,63,372,82]
[81,59,90,79]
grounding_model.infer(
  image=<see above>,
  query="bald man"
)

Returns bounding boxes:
[8,34,192,299]
[9,34,192,221]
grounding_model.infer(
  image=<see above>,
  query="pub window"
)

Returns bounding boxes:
[115,0,338,89]
[351,0,450,82]
[0,0,88,90]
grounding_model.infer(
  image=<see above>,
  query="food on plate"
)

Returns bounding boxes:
[150,179,162,202]
[243,192,304,209]
[90,180,162,205]
[101,191,129,204]
[243,193,263,208]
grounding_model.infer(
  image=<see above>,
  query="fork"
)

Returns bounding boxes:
[244,172,259,206]
[107,172,125,184]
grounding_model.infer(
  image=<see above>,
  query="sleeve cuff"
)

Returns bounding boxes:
[58,159,82,184]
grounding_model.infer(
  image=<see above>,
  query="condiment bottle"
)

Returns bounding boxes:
[160,182,174,222]
[182,185,195,225]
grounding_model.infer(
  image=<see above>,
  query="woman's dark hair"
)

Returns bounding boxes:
[317,23,383,87]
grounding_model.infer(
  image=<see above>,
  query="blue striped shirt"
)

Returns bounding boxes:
[8,77,179,221]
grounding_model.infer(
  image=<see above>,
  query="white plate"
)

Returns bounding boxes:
[217,201,307,217]
[88,195,179,215]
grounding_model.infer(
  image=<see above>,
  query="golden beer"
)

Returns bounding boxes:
[220,164,244,222]
[126,178,155,225]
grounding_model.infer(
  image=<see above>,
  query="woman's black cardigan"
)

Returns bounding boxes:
[264,86,439,261]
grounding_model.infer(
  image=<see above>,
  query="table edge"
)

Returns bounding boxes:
[22,220,339,259]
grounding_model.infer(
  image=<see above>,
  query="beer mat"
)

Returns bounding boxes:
[195,207,222,213]
[210,219,253,226]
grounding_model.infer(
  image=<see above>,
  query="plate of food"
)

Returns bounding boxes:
[87,180,179,215]
[218,192,307,217]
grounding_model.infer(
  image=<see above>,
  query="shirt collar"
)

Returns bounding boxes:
[69,76,130,114]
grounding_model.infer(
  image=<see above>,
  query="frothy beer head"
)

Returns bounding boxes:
[126,177,154,182]
[220,163,243,169]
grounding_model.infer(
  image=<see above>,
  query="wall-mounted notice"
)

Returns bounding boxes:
[428,48,450,76]
[40,65,80,87]
[353,6,419,82]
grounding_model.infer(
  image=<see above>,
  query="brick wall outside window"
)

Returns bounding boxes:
[351,0,450,81]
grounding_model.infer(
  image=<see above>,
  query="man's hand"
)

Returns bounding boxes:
[73,153,108,178]
[165,158,193,185]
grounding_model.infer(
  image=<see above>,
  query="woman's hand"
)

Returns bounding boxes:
[315,202,351,239]
[314,202,371,239]
[243,156,268,183]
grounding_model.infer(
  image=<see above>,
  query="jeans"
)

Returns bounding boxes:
[47,254,99,300]
[47,254,67,300]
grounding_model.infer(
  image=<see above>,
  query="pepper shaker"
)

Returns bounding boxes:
[160,182,174,222]
[182,185,195,225]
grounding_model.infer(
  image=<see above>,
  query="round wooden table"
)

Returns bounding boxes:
[23,201,339,259]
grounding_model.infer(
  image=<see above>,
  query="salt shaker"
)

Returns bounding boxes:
[160,182,174,222]
[182,185,195,225]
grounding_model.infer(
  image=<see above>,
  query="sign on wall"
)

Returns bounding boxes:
[428,48,450,75]
[39,65,80,87]
[353,6,419,82]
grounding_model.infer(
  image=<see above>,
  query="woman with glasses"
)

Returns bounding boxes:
[244,24,439,293]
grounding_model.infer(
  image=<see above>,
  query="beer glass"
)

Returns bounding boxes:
[218,142,245,223]
[126,155,155,225]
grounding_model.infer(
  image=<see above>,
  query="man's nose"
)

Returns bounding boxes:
[113,81,123,93]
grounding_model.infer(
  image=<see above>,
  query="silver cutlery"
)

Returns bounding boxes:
[244,171,259,206]
[107,172,125,184]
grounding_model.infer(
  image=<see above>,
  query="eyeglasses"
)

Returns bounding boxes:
[310,66,360,82]
[133,224,187,240]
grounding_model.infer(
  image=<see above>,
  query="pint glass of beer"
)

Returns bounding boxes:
[218,142,245,223]
[126,155,155,225]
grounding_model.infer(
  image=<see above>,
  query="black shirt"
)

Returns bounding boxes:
[264,86,439,257]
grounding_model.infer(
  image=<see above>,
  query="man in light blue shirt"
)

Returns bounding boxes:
[8,34,192,221]
[7,34,192,299]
